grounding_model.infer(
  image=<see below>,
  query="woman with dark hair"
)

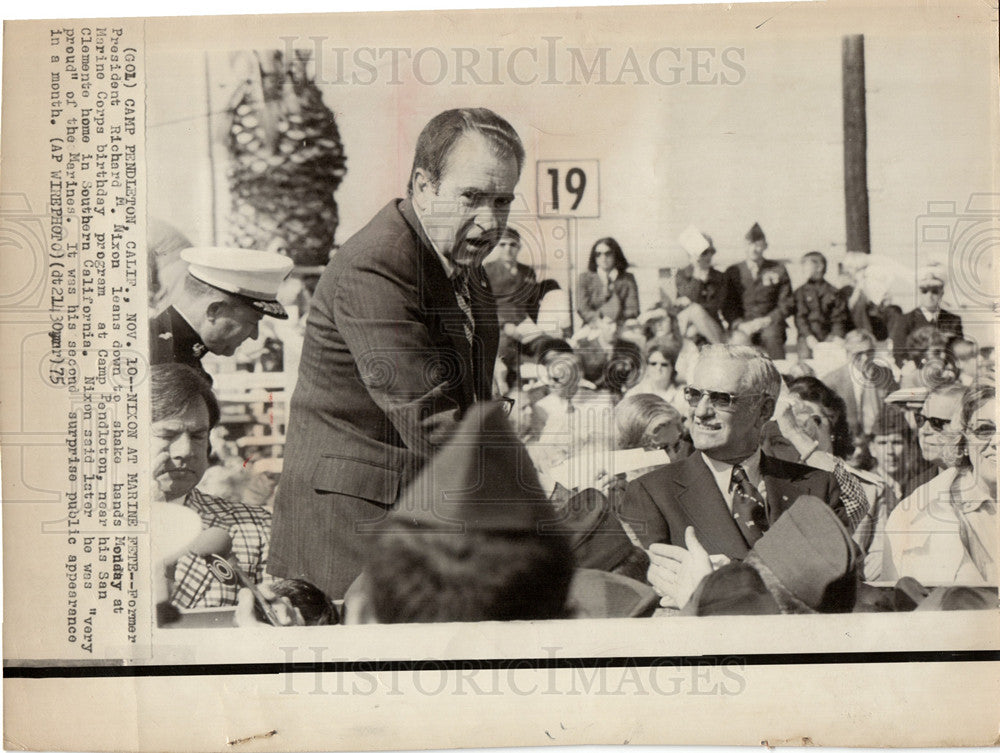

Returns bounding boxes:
[884,384,996,586]
[577,237,639,327]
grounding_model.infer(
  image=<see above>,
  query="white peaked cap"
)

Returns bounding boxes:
[182,246,294,319]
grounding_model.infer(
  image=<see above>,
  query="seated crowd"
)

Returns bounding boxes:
[153,222,997,626]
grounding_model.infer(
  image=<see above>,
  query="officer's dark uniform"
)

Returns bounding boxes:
[149,306,213,385]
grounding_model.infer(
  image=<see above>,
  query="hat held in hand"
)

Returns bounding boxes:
[390,401,554,533]
[748,494,859,612]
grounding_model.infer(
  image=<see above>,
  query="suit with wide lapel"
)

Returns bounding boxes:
[620,451,844,561]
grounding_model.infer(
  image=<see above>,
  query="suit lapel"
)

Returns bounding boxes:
[674,453,750,558]
[398,200,476,404]
[760,454,797,523]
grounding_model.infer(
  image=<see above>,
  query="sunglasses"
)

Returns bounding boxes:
[683,386,764,410]
[966,421,997,441]
[498,397,516,416]
[914,413,951,432]
[595,250,614,257]
[919,285,943,295]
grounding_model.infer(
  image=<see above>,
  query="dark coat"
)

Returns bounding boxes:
[794,279,849,341]
[483,259,538,327]
[674,264,726,322]
[577,270,639,325]
[149,305,212,384]
[619,451,846,561]
[268,199,499,599]
[890,307,964,365]
[721,260,794,331]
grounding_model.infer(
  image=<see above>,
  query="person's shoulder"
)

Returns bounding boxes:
[338,199,416,263]
[762,453,835,483]
[631,452,696,488]
[723,261,743,274]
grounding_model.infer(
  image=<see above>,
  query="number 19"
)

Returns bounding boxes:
[547,166,587,211]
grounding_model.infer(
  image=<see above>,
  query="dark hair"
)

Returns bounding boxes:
[801,251,827,275]
[150,363,220,428]
[528,336,575,364]
[644,338,679,368]
[259,578,337,626]
[904,325,955,364]
[787,376,853,459]
[499,226,521,243]
[587,237,629,274]
[867,406,918,481]
[366,526,574,623]
[407,108,525,196]
[604,339,644,393]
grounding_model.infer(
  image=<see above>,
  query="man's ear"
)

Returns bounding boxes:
[759,394,777,423]
[411,168,435,213]
[205,300,229,322]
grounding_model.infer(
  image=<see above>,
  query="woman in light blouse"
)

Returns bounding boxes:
[883,383,996,585]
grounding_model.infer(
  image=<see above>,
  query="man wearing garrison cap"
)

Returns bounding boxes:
[150,246,293,384]
[721,222,794,360]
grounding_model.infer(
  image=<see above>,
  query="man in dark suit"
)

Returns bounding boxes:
[268,108,522,599]
[619,344,844,605]
[721,223,794,359]
[889,264,963,366]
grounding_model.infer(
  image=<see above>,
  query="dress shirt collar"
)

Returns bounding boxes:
[413,206,458,279]
[701,448,763,494]
[919,307,940,323]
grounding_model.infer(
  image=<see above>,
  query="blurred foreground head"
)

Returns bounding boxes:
[353,402,574,623]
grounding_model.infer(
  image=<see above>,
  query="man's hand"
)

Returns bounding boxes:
[646,528,730,609]
[233,584,306,627]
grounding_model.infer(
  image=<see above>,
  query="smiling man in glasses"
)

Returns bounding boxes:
[890,263,964,367]
[620,344,846,603]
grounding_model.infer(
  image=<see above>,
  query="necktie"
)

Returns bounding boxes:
[452,269,475,347]
[860,381,880,435]
[730,464,769,546]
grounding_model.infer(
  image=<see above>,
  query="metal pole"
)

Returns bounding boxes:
[842,34,871,254]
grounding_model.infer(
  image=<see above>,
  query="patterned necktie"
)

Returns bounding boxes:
[730,464,769,546]
[452,269,475,347]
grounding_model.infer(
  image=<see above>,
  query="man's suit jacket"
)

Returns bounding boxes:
[269,199,499,599]
[483,259,538,326]
[890,307,964,365]
[619,451,845,561]
[721,260,794,332]
[674,264,726,322]
[822,363,899,438]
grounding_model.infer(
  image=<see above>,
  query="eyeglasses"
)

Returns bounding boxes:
[914,413,951,432]
[919,285,943,295]
[683,386,764,410]
[498,397,516,416]
[966,421,997,441]
[594,250,613,257]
